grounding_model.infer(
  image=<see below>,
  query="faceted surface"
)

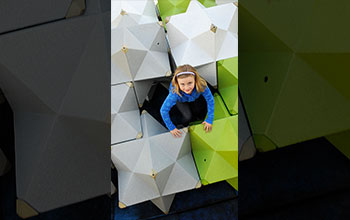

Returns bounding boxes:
[218,56,238,115]
[190,116,238,190]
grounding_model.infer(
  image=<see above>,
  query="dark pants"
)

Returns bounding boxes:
[142,83,207,129]
[169,95,207,128]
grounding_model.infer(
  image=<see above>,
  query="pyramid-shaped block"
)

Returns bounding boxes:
[218,56,238,115]
[111,0,171,85]
[239,3,350,150]
[190,116,238,190]
[111,83,141,144]
[167,1,238,69]
[111,129,200,213]
[0,14,110,212]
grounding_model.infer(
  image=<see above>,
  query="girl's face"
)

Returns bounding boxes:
[177,75,195,94]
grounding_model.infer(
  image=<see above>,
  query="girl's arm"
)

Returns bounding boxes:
[160,93,178,131]
[202,86,215,124]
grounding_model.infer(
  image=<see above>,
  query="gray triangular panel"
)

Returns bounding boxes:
[151,194,175,214]
[141,111,167,138]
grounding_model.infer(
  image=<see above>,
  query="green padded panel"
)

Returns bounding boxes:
[213,93,231,120]
[218,57,238,115]
[326,130,350,159]
[190,115,238,190]
[239,3,350,151]
[189,93,230,126]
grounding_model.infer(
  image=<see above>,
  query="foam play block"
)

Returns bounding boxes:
[190,115,238,190]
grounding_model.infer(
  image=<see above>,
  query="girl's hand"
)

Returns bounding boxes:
[170,128,183,138]
[202,121,212,133]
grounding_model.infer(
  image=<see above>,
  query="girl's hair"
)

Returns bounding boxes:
[171,64,207,96]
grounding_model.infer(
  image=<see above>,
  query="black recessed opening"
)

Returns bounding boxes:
[264,76,268,83]
[204,159,207,162]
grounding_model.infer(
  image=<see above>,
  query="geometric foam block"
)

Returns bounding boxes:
[239,1,350,150]
[0,14,110,212]
[111,83,141,145]
[190,116,238,190]
[167,1,238,68]
[218,56,238,115]
[111,129,200,214]
[111,0,171,85]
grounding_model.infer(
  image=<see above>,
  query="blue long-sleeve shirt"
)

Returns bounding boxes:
[160,83,215,131]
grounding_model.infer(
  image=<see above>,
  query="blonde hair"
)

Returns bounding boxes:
[171,64,207,96]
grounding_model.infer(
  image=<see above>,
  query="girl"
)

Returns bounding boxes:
[160,64,215,138]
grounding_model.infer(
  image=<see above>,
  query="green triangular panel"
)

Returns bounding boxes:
[201,179,209,185]
[189,130,215,181]
[204,152,235,183]
[227,176,238,191]
[253,134,277,152]
[218,57,238,115]
[217,149,236,169]
[212,93,231,121]
[239,5,294,138]
[298,53,350,100]
[326,130,350,159]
